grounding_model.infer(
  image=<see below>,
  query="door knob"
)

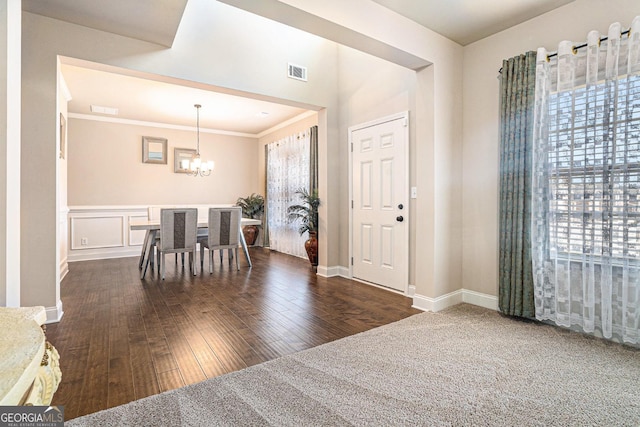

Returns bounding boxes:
[396,216,404,222]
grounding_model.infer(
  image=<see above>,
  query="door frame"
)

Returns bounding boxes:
[348,111,410,294]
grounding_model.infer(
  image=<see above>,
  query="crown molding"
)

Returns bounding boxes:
[68,113,257,138]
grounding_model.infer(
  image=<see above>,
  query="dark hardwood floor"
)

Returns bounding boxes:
[46,248,420,420]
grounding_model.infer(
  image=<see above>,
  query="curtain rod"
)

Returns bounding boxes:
[498,28,631,74]
[545,29,630,60]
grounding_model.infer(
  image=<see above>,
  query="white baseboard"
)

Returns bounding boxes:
[412,289,463,312]
[68,248,141,262]
[59,258,69,281]
[334,269,413,296]
[316,265,329,277]
[412,289,498,312]
[45,300,64,324]
[317,265,345,277]
[337,266,350,278]
[461,289,499,311]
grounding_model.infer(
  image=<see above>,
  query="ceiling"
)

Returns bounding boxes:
[60,63,310,136]
[24,0,575,135]
[370,0,575,46]
[22,0,188,47]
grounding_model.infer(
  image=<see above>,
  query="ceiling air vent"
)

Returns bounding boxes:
[288,63,307,82]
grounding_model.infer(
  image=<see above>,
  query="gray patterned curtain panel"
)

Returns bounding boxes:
[498,51,537,318]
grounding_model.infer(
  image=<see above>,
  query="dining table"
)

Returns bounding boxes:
[131,217,261,279]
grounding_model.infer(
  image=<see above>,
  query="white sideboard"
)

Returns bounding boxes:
[0,306,62,405]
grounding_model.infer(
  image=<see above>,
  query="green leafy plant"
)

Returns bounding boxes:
[287,188,320,236]
[236,193,264,219]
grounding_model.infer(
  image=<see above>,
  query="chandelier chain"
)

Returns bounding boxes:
[185,103,213,177]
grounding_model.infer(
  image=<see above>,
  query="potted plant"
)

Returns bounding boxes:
[287,188,320,267]
[236,193,264,246]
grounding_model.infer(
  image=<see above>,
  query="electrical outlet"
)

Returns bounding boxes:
[81,237,88,246]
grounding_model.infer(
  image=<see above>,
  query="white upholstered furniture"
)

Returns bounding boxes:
[0,306,61,406]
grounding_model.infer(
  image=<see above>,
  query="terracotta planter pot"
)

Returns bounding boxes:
[305,231,318,266]
[242,225,259,246]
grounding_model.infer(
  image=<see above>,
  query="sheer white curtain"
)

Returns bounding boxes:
[532,17,640,343]
[266,131,310,258]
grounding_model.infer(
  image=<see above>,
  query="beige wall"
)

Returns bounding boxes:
[461,0,640,297]
[67,118,258,206]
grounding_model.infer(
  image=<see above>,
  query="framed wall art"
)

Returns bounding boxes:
[174,148,196,173]
[142,136,168,164]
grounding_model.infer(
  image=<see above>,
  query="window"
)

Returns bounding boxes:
[266,131,310,258]
[532,20,640,344]
[546,73,640,261]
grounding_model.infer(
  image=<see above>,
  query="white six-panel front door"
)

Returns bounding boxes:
[351,114,408,292]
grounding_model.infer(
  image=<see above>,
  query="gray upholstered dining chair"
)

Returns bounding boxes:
[158,208,198,279]
[148,205,187,269]
[198,207,242,273]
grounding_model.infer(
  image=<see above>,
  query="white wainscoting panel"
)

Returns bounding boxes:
[70,216,125,250]
[67,206,149,262]
[128,215,148,246]
[67,205,235,263]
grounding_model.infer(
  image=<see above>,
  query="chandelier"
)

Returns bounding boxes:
[182,104,214,176]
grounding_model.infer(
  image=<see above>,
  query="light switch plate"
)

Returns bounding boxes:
[411,187,417,199]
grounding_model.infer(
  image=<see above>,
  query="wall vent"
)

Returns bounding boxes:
[90,104,119,115]
[288,63,307,81]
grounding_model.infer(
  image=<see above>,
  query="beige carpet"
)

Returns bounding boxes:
[68,304,640,426]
